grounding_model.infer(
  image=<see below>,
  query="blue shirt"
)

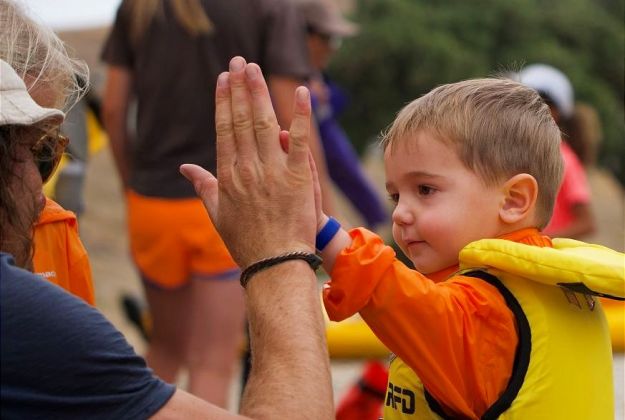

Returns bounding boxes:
[0,253,175,419]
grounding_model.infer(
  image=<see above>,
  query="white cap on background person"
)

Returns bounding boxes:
[519,63,574,119]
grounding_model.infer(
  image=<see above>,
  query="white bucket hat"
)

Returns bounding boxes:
[0,59,65,126]
[519,63,574,119]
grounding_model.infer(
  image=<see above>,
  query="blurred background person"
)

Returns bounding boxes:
[519,63,595,239]
[101,0,334,407]
[296,0,388,230]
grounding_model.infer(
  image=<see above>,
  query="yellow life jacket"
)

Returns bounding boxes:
[384,238,624,419]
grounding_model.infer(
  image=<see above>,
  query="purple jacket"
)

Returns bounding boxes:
[312,76,387,228]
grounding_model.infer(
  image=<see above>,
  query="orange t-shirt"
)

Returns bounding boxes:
[323,228,551,418]
[32,198,95,305]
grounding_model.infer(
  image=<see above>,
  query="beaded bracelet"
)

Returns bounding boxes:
[239,251,323,288]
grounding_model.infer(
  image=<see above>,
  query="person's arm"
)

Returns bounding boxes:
[179,56,333,419]
[321,229,518,418]
[102,65,132,188]
[316,214,352,273]
[240,260,331,418]
[154,260,330,419]
[269,75,337,217]
[152,389,246,419]
[306,152,351,273]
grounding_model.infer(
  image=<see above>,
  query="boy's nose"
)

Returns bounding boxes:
[391,201,415,226]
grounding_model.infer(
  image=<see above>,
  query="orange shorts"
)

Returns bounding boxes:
[127,190,239,289]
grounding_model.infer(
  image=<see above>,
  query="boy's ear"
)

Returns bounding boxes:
[499,174,538,224]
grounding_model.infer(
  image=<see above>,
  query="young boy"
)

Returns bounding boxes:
[316,78,624,419]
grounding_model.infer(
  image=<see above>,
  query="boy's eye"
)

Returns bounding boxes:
[387,193,399,204]
[418,185,436,196]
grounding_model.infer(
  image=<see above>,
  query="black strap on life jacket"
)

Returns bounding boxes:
[423,270,532,420]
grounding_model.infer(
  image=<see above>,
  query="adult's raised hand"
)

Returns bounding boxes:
[181,56,316,268]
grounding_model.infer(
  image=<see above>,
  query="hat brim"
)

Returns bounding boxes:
[0,90,65,126]
[1,59,65,127]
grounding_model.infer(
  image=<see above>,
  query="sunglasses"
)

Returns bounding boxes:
[307,26,343,49]
[30,132,69,184]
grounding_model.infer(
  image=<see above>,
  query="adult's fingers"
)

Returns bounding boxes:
[228,56,257,161]
[287,86,312,168]
[180,164,219,224]
[215,72,235,178]
[245,63,280,160]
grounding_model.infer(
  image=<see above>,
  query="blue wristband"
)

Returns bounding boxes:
[316,217,341,251]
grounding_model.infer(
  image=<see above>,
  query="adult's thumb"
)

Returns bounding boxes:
[180,164,219,222]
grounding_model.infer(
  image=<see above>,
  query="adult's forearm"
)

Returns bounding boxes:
[183,59,333,418]
[240,260,333,419]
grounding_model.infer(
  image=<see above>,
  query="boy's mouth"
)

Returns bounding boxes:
[405,239,426,249]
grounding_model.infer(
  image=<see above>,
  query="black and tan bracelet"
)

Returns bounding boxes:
[239,251,323,288]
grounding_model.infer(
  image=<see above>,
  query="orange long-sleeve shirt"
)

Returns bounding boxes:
[33,198,95,305]
[323,228,552,418]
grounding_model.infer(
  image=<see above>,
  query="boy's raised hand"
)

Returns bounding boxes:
[181,56,317,268]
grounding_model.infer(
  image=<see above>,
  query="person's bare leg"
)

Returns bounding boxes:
[185,275,245,407]
[144,281,192,383]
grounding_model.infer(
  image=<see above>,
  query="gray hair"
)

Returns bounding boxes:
[0,0,89,112]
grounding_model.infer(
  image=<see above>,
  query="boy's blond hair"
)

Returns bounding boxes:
[382,78,563,228]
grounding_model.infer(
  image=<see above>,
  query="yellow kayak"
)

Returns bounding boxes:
[325,298,624,358]
[602,298,624,352]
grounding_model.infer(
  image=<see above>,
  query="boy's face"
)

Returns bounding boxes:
[384,130,505,274]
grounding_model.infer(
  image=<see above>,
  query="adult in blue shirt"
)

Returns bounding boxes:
[0,1,332,417]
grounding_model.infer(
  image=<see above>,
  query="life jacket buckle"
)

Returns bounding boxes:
[562,288,582,309]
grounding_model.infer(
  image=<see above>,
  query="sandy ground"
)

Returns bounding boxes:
[78,145,624,416]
